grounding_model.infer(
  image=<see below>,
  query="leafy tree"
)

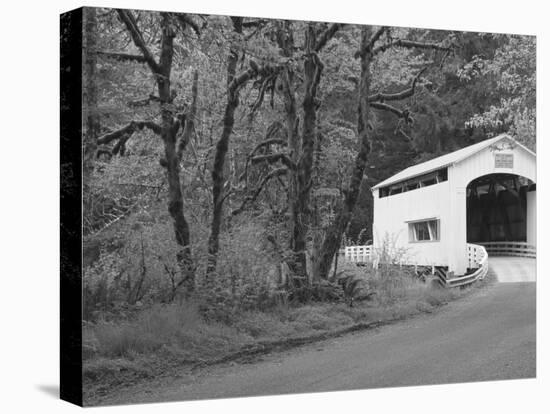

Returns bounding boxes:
[460,35,536,150]
[95,10,201,295]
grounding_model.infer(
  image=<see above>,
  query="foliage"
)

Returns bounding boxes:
[198,220,284,321]
[460,36,536,150]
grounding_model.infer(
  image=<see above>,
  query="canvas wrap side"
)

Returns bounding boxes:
[60,7,83,407]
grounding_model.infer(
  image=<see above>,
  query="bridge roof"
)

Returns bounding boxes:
[372,134,535,190]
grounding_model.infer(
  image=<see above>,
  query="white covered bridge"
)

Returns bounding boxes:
[345,134,536,287]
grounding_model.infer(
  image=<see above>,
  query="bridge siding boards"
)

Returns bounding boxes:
[369,135,536,277]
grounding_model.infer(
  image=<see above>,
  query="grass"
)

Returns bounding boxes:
[83,267,493,400]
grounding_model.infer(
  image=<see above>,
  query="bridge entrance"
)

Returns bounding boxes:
[466,173,536,246]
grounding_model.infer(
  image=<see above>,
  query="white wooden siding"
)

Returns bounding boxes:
[373,181,450,267]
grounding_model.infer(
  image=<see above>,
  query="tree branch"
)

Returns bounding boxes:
[369,102,412,122]
[368,67,427,102]
[158,12,176,80]
[231,167,288,216]
[239,121,286,182]
[239,138,287,180]
[116,9,161,73]
[368,26,388,50]
[97,120,162,145]
[315,23,344,52]
[96,51,148,63]
[242,18,269,28]
[354,26,388,58]
[373,38,451,55]
[229,64,264,94]
[127,94,163,108]
[175,13,201,37]
[251,138,287,154]
[250,74,277,114]
[251,152,296,170]
[229,62,281,96]
[111,134,133,156]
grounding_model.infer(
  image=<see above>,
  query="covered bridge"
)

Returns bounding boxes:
[347,134,536,286]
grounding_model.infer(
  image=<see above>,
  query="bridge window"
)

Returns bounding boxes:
[409,219,440,242]
[379,168,448,198]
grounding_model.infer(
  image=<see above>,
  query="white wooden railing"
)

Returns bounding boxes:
[479,241,536,258]
[342,243,492,288]
[344,245,373,263]
[444,243,489,288]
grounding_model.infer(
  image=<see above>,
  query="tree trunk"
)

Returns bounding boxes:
[282,24,326,285]
[164,133,194,292]
[158,14,194,293]
[281,66,303,283]
[316,27,373,280]
[290,24,323,283]
[206,17,243,277]
[83,7,99,185]
[275,22,307,286]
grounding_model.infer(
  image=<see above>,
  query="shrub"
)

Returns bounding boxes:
[83,252,124,320]
[334,263,374,306]
[197,221,282,321]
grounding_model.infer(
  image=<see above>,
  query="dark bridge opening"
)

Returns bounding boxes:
[467,173,535,243]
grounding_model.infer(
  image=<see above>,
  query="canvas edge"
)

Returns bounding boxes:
[60,7,84,407]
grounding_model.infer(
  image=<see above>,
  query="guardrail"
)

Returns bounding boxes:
[479,241,536,258]
[444,243,489,288]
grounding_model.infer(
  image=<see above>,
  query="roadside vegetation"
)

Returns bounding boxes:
[83,232,494,399]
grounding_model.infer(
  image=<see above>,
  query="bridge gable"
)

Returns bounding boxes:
[450,136,536,188]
